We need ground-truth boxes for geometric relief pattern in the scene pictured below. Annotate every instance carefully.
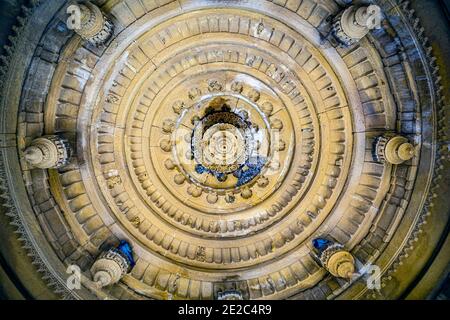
[0,0,444,300]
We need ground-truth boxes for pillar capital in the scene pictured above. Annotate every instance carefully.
[373,135,415,164]
[90,240,135,288]
[24,135,71,169]
[313,238,356,279]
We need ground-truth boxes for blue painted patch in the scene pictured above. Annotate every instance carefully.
[193,157,266,185]
[235,157,266,187]
[195,164,207,174]
[116,240,135,268]
[195,164,227,182]
[216,172,227,182]
[312,238,332,252]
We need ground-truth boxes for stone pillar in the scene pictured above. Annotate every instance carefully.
[373,135,415,164]
[90,240,135,288]
[312,238,356,279]
[23,135,71,169]
[68,1,114,46]
[332,5,382,46]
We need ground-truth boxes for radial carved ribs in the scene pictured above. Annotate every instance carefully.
[3,0,439,300]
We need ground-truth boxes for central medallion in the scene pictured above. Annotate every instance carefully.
[143,71,297,214]
[192,99,261,183]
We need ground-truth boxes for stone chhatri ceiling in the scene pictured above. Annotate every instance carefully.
[0,0,446,300]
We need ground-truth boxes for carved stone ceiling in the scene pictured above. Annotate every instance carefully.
[0,0,446,300]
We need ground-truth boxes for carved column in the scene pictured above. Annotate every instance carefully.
[90,240,135,288]
[373,135,415,164]
[23,135,71,169]
[312,238,356,279]
[69,1,114,46]
[332,5,382,46]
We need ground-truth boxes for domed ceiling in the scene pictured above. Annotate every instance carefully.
[0,0,448,300]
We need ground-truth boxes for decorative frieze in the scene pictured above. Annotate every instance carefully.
[67,1,113,46]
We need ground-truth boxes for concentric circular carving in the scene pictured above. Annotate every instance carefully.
[1,0,445,301]
[85,11,356,263]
